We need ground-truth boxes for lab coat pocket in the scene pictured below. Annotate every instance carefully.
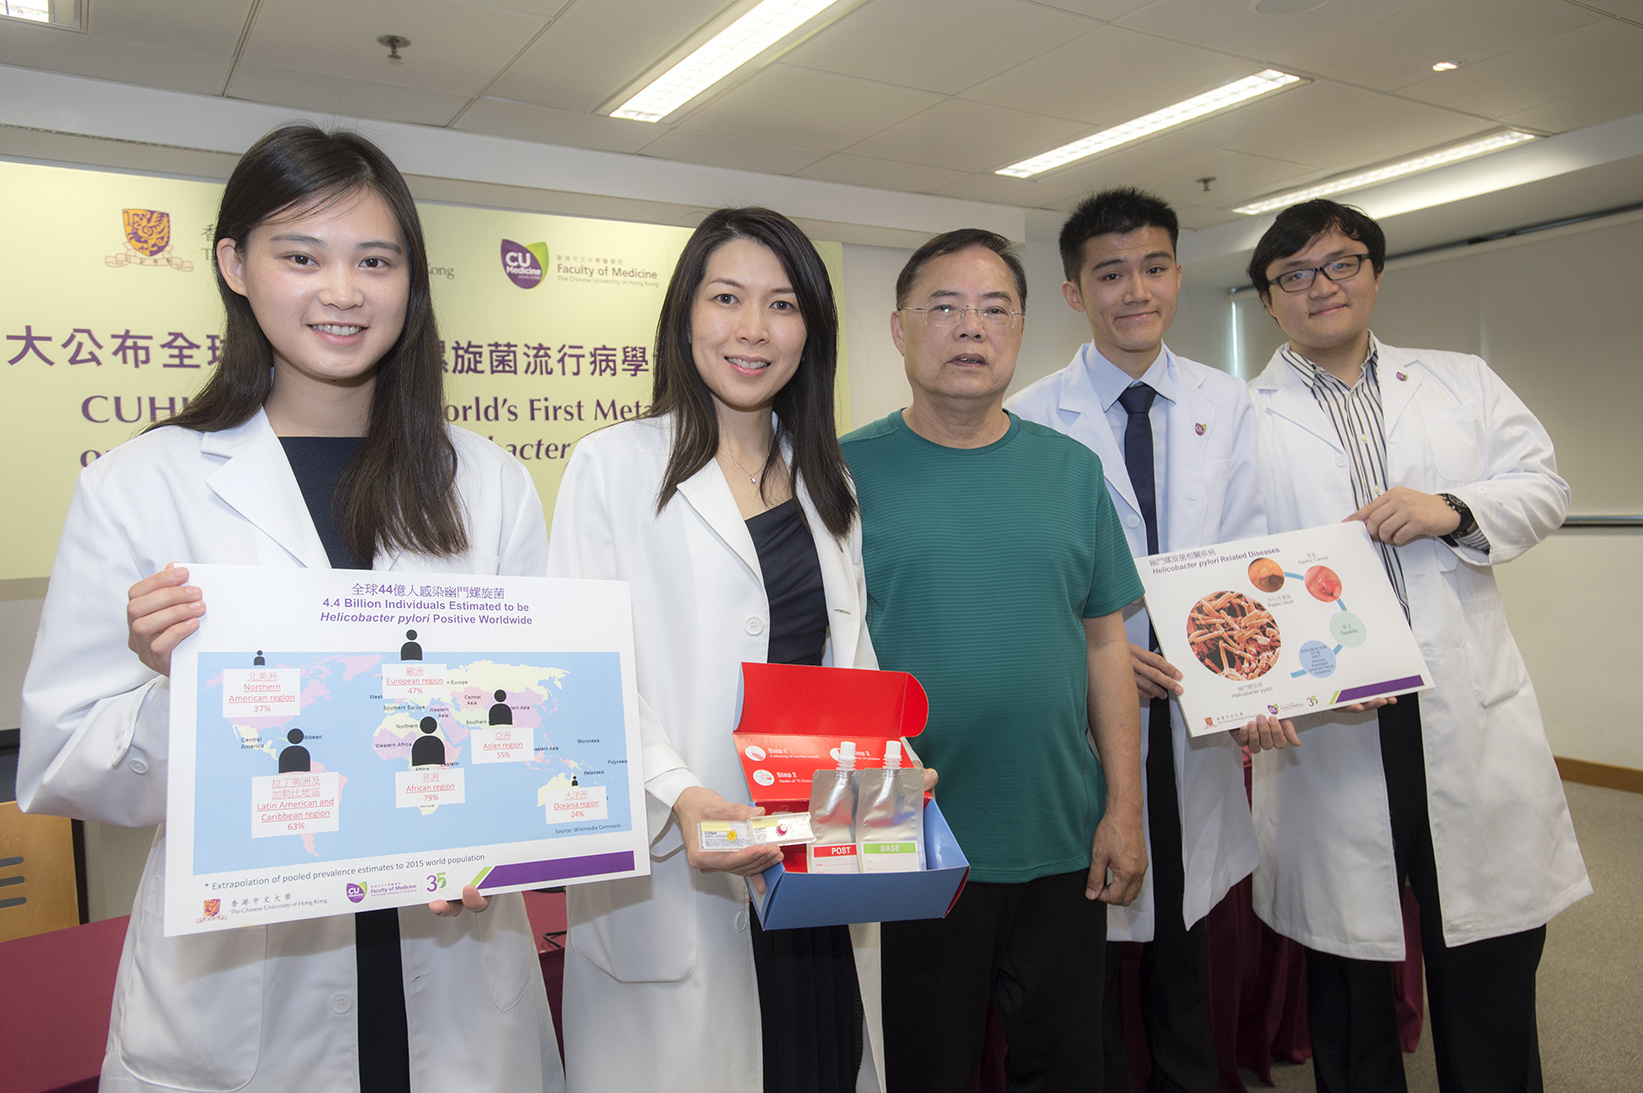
[477,897,536,1011]
[1202,456,1231,494]
[568,862,698,983]
[1460,601,1529,707]
[120,874,267,1091]
[1420,409,1485,483]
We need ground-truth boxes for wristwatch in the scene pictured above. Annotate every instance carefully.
[1438,492,1476,543]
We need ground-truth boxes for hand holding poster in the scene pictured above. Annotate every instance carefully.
[165,565,646,937]
[1138,522,1431,736]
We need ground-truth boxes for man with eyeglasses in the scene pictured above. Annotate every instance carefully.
[1245,199,1589,1093]
[841,228,1148,1091]
[1007,187,1282,1093]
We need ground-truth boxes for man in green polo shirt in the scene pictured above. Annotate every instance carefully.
[841,228,1147,1092]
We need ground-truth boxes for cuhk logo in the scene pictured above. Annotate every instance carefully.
[346,881,367,904]
[202,899,221,919]
[500,239,548,289]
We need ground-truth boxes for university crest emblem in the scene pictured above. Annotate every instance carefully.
[107,208,193,271]
[200,898,222,921]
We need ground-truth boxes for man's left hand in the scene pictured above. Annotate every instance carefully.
[1348,487,1461,546]
[1086,813,1146,906]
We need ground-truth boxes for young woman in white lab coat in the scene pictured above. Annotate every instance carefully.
[547,208,887,1092]
[18,126,560,1093]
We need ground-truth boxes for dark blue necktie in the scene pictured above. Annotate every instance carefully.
[1118,384,1159,555]
[1119,383,1180,878]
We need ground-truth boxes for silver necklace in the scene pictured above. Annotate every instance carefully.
[721,447,761,485]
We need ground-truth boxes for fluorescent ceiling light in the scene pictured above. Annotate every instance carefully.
[2,0,50,22]
[995,69,1302,179]
[1,0,79,28]
[1232,130,1539,214]
[611,0,842,123]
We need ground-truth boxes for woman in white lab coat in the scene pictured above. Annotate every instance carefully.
[18,126,559,1093]
[547,208,885,1092]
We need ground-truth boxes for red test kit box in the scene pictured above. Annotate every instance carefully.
[733,662,969,930]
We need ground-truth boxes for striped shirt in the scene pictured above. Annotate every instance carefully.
[1282,340,1492,619]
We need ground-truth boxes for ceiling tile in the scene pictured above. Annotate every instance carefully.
[1029,0,1155,18]
[1396,19,1643,119]
[847,98,1091,173]
[1042,146,1318,212]
[462,0,570,14]
[793,152,967,192]
[226,63,470,127]
[88,0,254,56]
[679,64,943,151]
[488,0,730,112]
[452,97,660,154]
[1116,0,1424,57]
[1279,0,1605,92]
[959,25,1260,127]
[240,0,548,97]
[1503,74,1643,133]
[1171,205,1238,231]
[0,21,231,95]
[636,129,828,175]
[1214,82,1482,172]
[782,0,1099,95]
[927,171,1089,209]
[1572,0,1643,14]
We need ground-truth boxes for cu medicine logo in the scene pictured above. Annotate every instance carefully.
[500,239,548,289]
[346,881,368,904]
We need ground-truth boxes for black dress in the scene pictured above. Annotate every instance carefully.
[281,437,412,1093]
[744,498,865,1093]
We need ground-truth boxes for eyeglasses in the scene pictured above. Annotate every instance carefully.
[1272,254,1372,293]
[900,303,1023,330]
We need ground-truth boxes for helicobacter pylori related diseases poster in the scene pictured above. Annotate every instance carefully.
[1137,522,1432,736]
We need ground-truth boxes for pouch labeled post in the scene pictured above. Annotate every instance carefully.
[807,740,860,874]
[855,739,925,873]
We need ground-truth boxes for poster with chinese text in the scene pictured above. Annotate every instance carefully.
[164,564,644,937]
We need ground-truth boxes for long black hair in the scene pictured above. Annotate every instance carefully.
[157,124,466,562]
[646,207,856,539]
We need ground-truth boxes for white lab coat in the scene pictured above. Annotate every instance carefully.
[1008,344,1264,940]
[545,416,885,1093]
[18,410,562,1093]
[1247,341,1591,959]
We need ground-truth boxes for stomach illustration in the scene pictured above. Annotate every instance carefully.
[1187,591,1282,681]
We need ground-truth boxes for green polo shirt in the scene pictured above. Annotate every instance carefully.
[842,411,1143,883]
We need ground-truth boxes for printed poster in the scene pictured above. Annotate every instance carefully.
[165,564,645,937]
[1138,523,1432,736]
